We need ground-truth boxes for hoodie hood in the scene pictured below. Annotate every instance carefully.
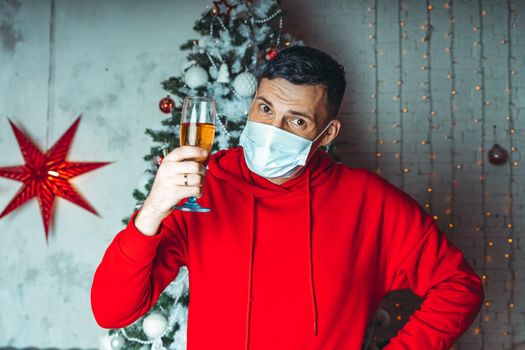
[208,146,335,348]
[208,146,336,197]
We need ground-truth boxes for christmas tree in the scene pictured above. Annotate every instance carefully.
[104,1,304,349]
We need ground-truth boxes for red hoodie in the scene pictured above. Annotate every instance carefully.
[91,147,483,349]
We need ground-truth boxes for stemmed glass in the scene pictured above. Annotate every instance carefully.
[171,95,216,212]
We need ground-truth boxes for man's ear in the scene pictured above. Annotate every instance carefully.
[319,118,341,147]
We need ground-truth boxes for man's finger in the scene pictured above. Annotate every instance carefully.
[164,146,208,162]
[164,160,207,176]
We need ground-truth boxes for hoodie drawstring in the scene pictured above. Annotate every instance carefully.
[306,168,319,336]
[245,195,256,350]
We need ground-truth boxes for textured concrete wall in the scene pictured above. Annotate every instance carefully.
[0,0,523,349]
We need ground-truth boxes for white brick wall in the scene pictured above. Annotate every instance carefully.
[281,0,525,348]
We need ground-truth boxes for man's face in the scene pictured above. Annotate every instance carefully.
[247,77,340,145]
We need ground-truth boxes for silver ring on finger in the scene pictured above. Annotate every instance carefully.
[184,174,188,186]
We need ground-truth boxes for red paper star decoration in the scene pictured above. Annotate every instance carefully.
[0,115,112,242]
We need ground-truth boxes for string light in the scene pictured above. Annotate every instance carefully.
[398,0,407,183]
[504,0,517,345]
[372,0,379,175]
[476,0,488,346]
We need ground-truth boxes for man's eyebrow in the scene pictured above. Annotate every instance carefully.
[256,96,314,120]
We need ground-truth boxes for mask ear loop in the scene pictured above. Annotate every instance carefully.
[312,120,334,143]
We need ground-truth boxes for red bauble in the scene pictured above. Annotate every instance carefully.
[159,95,175,114]
[488,143,509,165]
[265,47,279,60]
[0,116,112,242]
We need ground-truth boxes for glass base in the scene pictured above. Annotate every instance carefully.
[171,197,210,213]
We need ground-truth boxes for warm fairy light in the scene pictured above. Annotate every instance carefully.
[427,187,433,192]
[395,302,400,308]
[509,303,515,308]
[488,241,494,246]
[456,164,462,169]
[485,301,491,307]
[448,223,454,228]
[376,152,382,157]
[421,95,428,100]
[475,85,481,90]
[504,253,511,259]
[396,315,402,321]
[397,80,403,85]
[486,255,492,262]
[427,5,433,10]
[433,215,439,220]
[403,168,409,173]
[510,128,515,134]
[394,153,400,159]
[508,238,513,244]
[512,161,519,167]
[507,223,513,228]
[484,315,490,322]
[424,203,430,208]
[431,111,437,116]
[474,327,481,334]
[451,90,457,95]
[401,107,408,113]
[482,274,487,280]
[368,34,375,39]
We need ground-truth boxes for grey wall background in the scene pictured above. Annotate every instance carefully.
[0,0,523,349]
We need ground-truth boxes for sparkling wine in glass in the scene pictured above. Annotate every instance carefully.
[171,95,216,212]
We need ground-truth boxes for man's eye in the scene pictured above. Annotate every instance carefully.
[291,118,306,127]
[259,104,271,113]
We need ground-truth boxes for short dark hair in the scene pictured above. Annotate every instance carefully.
[258,45,346,118]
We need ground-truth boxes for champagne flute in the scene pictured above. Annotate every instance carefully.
[171,95,216,212]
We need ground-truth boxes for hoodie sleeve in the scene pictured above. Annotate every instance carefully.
[376,175,484,349]
[90,209,187,328]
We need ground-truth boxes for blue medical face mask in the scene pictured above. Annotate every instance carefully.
[239,120,333,179]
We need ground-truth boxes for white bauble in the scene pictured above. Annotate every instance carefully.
[179,58,197,75]
[143,312,168,339]
[217,63,230,83]
[110,334,126,350]
[233,71,257,97]
[184,65,208,89]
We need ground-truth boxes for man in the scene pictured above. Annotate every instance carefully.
[91,46,484,349]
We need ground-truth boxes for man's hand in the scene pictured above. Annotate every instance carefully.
[134,146,208,236]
